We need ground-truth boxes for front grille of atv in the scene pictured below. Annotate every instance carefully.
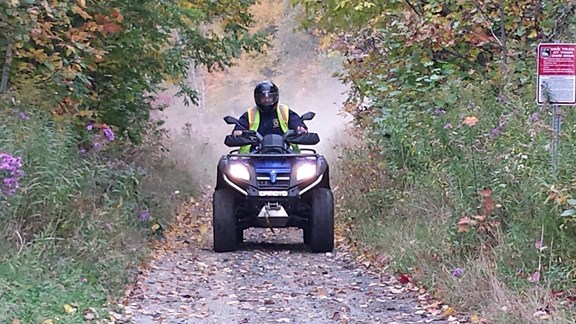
[256,174,290,188]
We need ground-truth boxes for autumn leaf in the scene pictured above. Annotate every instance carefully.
[111,9,124,23]
[102,23,122,35]
[64,303,76,314]
[398,273,411,284]
[463,116,479,127]
[442,306,456,317]
[479,187,495,216]
[71,5,92,20]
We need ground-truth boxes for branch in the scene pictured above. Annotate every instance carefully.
[404,0,422,16]
[499,0,508,66]
[1,41,13,93]
[471,0,503,47]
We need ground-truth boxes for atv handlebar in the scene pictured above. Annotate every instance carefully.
[222,111,320,152]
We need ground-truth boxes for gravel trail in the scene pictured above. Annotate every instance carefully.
[118,195,460,324]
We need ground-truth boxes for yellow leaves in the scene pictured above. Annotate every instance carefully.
[76,109,95,118]
[21,48,49,63]
[78,0,86,8]
[353,2,375,11]
[64,303,77,314]
[71,4,93,20]
[442,306,456,317]
[470,313,481,323]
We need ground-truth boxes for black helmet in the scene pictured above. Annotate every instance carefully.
[254,80,279,113]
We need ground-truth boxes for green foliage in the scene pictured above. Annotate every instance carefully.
[1,0,267,142]
[295,0,576,319]
[0,81,198,322]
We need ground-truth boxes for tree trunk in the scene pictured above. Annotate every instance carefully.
[0,41,13,93]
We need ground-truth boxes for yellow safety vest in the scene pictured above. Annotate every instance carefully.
[239,104,300,153]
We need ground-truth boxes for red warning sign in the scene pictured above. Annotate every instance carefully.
[536,43,576,105]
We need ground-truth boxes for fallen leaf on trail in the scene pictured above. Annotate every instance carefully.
[398,273,411,284]
[470,313,481,323]
[331,311,341,320]
[425,301,443,310]
[199,223,209,236]
[442,306,456,317]
[64,304,76,314]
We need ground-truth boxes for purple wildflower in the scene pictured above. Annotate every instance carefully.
[489,126,501,140]
[93,142,102,151]
[103,127,115,141]
[444,123,452,129]
[86,123,94,131]
[451,268,464,278]
[139,209,150,222]
[434,109,446,116]
[0,153,24,197]
[18,111,28,120]
[529,112,539,122]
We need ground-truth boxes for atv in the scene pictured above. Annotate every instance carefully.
[212,111,334,253]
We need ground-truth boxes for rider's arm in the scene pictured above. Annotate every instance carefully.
[288,110,308,131]
[233,112,250,133]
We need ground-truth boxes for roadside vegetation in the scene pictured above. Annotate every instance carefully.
[0,1,266,322]
[292,0,576,322]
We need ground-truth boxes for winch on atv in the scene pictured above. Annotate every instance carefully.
[212,112,334,253]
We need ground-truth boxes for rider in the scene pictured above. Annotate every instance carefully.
[234,80,308,153]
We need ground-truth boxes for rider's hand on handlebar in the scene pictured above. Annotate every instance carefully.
[297,126,307,134]
[233,130,243,136]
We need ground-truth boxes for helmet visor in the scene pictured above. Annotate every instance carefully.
[255,90,278,107]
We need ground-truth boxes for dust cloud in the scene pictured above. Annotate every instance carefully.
[152,1,351,187]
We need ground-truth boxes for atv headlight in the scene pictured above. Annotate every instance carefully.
[296,163,316,181]
[228,163,250,181]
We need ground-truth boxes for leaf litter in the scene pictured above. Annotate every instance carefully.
[113,189,475,323]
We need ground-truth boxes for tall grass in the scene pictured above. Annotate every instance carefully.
[337,78,576,323]
[0,87,198,323]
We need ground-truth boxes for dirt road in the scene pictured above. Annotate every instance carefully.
[118,192,457,324]
[120,2,463,323]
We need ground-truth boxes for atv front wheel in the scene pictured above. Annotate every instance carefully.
[303,228,311,245]
[308,188,334,253]
[213,189,237,252]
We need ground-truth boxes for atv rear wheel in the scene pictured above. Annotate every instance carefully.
[237,228,244,243]
[308,188,334,253]
[213,189,237,252]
